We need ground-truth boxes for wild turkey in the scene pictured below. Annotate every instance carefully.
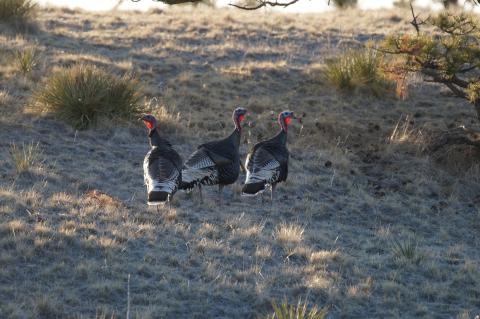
[180,107,247,203]
[141,114,182,206]
[242,111,294,200]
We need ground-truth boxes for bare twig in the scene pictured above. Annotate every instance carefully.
[131,0,203,4]
[409,1,427,35]
[229,0,300,10]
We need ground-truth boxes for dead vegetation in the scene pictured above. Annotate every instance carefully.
[0,5,479,319]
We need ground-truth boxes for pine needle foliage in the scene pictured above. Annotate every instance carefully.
[381,11,480,120]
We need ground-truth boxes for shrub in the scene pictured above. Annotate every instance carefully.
[331,0,357,8]
[14,47,37,75]
[0,0,36,28]
[323,49,393,97]
[9,142,41,173]
[266,299,328,319]
[36,65,143,130]
[391,237,423,265]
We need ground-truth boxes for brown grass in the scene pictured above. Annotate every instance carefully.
[0,5,479,319]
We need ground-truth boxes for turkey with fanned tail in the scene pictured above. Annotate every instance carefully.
[180,107,247,204]
[141,114,183,207]
[242,111,294,201]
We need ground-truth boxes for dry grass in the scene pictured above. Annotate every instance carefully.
[274,222,304,249]
[8,142,41,173]
[0,5,479,319]
[322,48,394,97]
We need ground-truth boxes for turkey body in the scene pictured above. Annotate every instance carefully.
[180,129,241,190]
[143,129,183,205]
[242,130,289,196]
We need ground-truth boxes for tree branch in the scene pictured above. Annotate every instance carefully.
[422,68,468,98]
[131,0,203,5]
[228,0,300,10]
[409,2,427,35]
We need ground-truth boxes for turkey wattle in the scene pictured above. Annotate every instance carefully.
[242,111,294,200]
[141,114,183,206]
[180,107,247,203]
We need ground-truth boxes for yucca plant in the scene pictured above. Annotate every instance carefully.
[36,65,143,130]
[391,237,422,265]
[323,49,393,97]
[266,299,328,319]
[14,47,37,75]
[9,142,41,173]
[0,0,36,26]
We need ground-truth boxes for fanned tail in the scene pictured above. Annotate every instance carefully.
[242,181,266,196]
[147,191,170,205]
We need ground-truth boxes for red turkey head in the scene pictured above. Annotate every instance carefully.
[233,107,247,130]
[141,114,157,131]
[279,111,294,132]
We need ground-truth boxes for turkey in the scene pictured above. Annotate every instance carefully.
[242,111,294,201]
[141,114,183,207]
[180,107,247,203]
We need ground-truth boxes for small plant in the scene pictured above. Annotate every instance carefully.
[331,0,357,8]
[0,90,11,106]
[0,0,36,27]
[36,65,143,130]
[323,49,393,97]
[266,299,328,319]
[14,47,37,75]
[391,237,422,264]
[273,223,304,248]
[9,142,41,173]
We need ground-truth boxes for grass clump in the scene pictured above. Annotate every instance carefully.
[331,0,357,8]
[266,299,328,319]
[391,237,423,265]
[0,0,36,27]
[274,223,304,248]
[36,65,143,130]
[9,142,41,173]
[323,49,392,97]
[14,47,37,76]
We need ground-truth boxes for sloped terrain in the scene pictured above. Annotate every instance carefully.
[0,6,479,318]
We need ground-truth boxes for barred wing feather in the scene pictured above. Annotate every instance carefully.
[181,148,220,188]
[245,147,281,186]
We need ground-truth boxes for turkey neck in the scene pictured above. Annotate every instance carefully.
[148,128,164,147]
[274,127,288,145]
[228,128,241,150]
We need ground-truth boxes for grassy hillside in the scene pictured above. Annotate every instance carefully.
[0,5,479,318]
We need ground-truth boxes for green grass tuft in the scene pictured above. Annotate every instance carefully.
[323,49,393,97]
[36,65,143,130]
[9,142,41,173]
[391,237,423,265]
[14,47,37,76]
[266,299,328,319]
[0,0,36,28]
